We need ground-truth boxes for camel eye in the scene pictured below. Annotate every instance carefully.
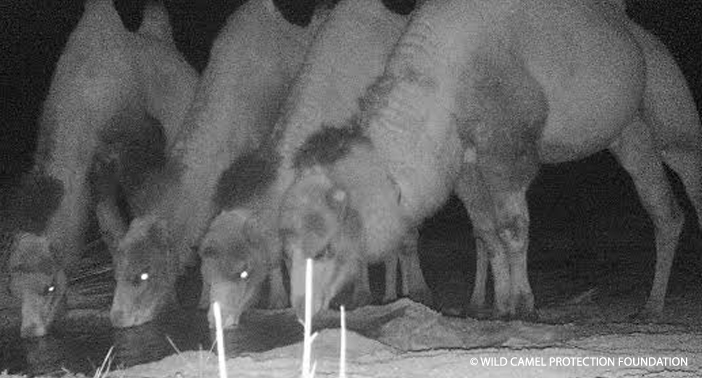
[132,271,150,286]
[239,270,249,280]
[43,285,55,296]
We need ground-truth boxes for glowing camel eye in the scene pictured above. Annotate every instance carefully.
[239,271,249,280]
[131,272,150,286]
[44,285,55,295]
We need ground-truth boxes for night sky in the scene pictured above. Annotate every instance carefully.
[1,0,701,228]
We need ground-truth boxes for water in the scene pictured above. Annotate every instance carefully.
[0,307,305,376]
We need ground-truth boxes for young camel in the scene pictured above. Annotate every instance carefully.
[107,0,329,329]
[199,0,433,329]
[8,0,197,337]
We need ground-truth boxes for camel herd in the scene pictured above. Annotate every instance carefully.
[4,0,700,340]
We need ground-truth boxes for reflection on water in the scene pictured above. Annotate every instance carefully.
[112,309,211,368]
[0,307,307,376]
[22,337,72,376]
[0,316,114,376]
[222,310,304,356]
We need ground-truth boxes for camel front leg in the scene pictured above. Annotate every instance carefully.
[455,162,512,318]
[472,150,538,319]
[267,263,289,309]
[469,236,489,313]
[382,254,398,303]
[490,188,534,319]
[351,260,373,308]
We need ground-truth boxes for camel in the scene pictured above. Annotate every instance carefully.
[279,0,702,321]
[198,0,432,329]
[108,0,329,328]
[8,0,198,337]
[465,0,702,318]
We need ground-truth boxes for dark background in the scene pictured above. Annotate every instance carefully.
[1,0,700,183]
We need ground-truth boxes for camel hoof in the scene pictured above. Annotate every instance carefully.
[629,308,661,323]
[440,304,464,318]
[408,289,434,308]
[490,309,514,321]
[516,308,540,323]
[463,305,491,320]
[381,293,397,304]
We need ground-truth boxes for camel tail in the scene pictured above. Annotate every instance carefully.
[138,1,174,46]
[79,0,126,38]
[610,0,626,12]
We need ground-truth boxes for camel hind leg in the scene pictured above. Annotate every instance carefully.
[644,78,702,236]
[610,117,684,318]
[626,12,702,234]
[397,228,433,306]
[659,148,702,233]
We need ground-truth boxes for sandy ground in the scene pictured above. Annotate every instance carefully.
[112,298,702,378]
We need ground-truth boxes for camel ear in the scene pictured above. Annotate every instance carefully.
[146,217,169,247]
[243,216,265,249]
[310,164,327,177]
[387,173,402,205]
[325,187,348,216]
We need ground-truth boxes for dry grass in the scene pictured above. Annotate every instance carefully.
[94,346,114,378]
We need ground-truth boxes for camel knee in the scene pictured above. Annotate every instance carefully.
[496,214,529,252]
[652,200,684,243]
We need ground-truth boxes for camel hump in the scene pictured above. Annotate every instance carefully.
[608,0,626,11]
[138,1,174,45]
[80,0,125,36]
[83,0,119,16]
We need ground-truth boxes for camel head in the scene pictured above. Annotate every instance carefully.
[198,209,273,329]
[9,233,67,338]
[110,215,176,328]
[279,165,364,321]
